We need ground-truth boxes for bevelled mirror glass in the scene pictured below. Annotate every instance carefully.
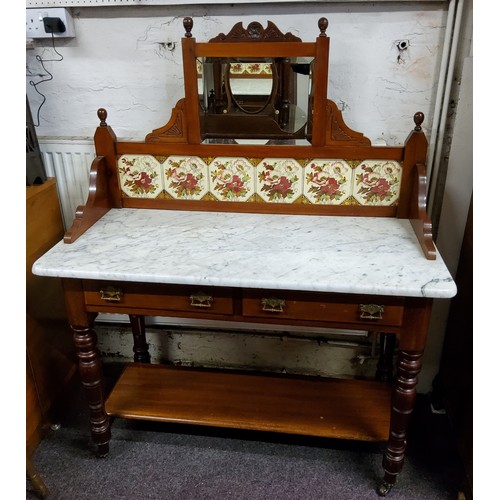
[198,56,315,144]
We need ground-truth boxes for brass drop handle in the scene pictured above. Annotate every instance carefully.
[190,292,213,308]
[100,286,123,302]
[359,304,384,320]
[261,297,286,313]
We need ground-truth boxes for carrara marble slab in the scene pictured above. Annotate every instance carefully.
[32,208,456,299]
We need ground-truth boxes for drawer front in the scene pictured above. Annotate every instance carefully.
[83,281,234,315]
[242,290,404,327]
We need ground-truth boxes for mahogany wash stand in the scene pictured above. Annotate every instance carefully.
[33,18,456,496]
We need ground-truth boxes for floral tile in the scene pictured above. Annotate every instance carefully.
[256,158,303,203]
[209,157,254,202]
[227,62,272,75]
[118,155,163,198]
[230,62,245,74]
[245,62,272,75]
[353,160,402,206]
[164,156,209,200]
[262,63,272,75]
[304,160,352,205]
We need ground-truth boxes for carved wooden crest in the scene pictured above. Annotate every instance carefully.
[210,21,302,43]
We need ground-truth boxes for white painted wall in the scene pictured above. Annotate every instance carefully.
[26,3,448,143]
[419,54,473,392]
[97,323,378,380]
[26,2,471,393]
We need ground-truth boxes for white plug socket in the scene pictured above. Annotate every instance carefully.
[26,7,75,39]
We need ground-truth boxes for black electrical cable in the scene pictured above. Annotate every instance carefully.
[28,33,64,127]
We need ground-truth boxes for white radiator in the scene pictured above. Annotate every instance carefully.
[39,139,96,230]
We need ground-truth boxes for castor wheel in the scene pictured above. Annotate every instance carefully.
[377,480,394,496]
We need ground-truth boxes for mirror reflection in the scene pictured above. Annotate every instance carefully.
[198,57,314,144]
[228,61,275,114]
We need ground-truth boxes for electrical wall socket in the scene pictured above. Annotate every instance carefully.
[26,7,75,39]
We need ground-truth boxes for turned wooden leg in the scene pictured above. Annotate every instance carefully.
[376,333,396,382]
[129,314,151,363]
[26,458,49,498]
[378,349,423,496]
[72,323,111,457]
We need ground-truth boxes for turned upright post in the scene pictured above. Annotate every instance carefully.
[62,279,111,457]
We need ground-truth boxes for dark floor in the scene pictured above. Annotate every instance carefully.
[27,362,466,500]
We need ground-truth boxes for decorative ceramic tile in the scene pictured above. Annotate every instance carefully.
[262,63,272,75]
[230,62,245,74]
[228,63,272,76]
[118,155,163,198]
[353,160,402,206]
[209,157,254,202]
[256,159,303,203]
[304,160,352,205]
[245,63,272,75]
[164,156,209,200]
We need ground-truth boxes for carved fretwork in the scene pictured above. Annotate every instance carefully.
[210,21,302,43]
[145,99,187,143]
[325,100,371,145]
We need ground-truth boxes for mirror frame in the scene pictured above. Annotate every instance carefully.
[181,17,330,146]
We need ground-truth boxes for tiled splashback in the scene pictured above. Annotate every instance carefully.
[196,61,272,77]
[118,155,402,206]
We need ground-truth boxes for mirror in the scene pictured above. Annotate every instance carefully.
[198,57,315,144]
[227,61,276,114]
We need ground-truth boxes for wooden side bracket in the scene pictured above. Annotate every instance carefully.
[64,156,113,244]
[145,99,188,143]
[409,163,436,260]
[325,100,371,146]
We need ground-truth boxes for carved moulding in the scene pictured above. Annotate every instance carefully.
[325,100,371,146]
[146,97,371,146]
[145,99,187,143]
[210,21,302,43]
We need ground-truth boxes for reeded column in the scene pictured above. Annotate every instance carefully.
[377,350,423,496]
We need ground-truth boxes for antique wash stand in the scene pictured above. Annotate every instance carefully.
[33,18,456,495]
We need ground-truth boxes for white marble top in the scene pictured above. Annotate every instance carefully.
[32,208,456,299]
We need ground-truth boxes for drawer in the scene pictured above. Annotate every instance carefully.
[83,281,234,316]
[242,290,404,327]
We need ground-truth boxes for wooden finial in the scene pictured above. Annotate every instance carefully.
[97,108,107,127]
[413,111,424,131]
[318,18,328,37]
[183,17,193,38]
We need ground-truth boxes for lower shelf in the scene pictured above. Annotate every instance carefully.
[105,363,392,442]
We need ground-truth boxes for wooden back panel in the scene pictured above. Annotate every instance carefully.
[94,107,425,219]
[64,18,434,259]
